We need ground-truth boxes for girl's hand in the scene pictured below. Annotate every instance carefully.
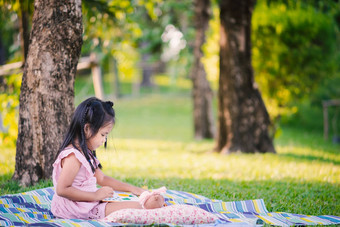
[131,187,147,196]
[95,186,114,200]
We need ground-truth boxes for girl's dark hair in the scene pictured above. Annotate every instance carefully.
[56,97,115,172]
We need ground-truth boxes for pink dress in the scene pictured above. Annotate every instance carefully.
[51,147,107,219]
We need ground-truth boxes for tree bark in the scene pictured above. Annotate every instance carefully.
[191,0,215,140]
[19,0,31,63]
[216,0,275,153]
[13,0,83,186]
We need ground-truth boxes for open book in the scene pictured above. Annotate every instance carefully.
[102,191,139,202]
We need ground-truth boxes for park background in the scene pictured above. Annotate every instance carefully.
[0,0,339,217]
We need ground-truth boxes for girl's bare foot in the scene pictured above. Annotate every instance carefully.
[143,194,165,209]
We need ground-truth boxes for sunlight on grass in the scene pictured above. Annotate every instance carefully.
[97,138,339,184]
[0,147,15,181]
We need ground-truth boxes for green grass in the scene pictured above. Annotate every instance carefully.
[1,92,339,217]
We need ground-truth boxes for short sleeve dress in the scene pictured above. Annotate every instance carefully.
[51,147,108,219]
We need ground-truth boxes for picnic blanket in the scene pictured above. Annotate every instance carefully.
[0,187,339,226]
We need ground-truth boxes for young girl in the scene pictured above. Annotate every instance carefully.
[51,97,165,220]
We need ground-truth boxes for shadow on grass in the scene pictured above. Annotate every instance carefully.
[0,173,52,196]
[277,152,340,165]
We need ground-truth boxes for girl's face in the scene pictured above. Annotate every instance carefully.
[86,123,113,151]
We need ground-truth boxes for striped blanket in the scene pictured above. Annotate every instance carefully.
[0,187,339,226]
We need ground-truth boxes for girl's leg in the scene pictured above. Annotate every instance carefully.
[105,201,142,216]
[104,194,165,216]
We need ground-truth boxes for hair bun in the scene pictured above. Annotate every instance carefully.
[106,101,114,107]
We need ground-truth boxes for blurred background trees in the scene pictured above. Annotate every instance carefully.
[1,0,339,148]
[252,0,340,128]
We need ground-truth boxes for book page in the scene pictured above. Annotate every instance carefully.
[102,191,139,202]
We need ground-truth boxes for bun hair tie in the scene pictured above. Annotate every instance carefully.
[139,186,167,209]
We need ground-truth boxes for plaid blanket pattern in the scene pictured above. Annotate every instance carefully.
[0,187,339,226]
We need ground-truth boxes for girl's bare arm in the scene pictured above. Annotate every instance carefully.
[95,168,146,196]
[56,154,113,201]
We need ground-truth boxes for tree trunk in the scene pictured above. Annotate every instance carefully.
[13,0,83,186]
[0,36,5,65]
[191,0,215,140]
[19,0,31,63]
[216,0,275,153]
[140,42,154,88]
[112,57,121,98]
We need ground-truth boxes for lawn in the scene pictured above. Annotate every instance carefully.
[1,92,339,217]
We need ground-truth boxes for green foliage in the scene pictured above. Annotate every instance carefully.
[82,0,143,55]
[281,100,340,141]
[81,0,196,88]
[0,74,21,147]
[0,0,34,62]
[81,0,175,84]
[252,1,339,118]
[0,3,19,62]
[312,72,340,105]
[134,0,195,80]
[81,0,143,82]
